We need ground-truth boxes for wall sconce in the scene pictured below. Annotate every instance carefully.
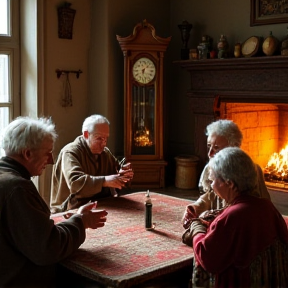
[57,2,76,39]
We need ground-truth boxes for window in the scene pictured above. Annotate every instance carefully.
[0,0,20,138]
[0,0,9,35]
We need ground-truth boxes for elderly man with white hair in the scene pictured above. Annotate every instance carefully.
[50,114,134,213]
[0,116,107,288]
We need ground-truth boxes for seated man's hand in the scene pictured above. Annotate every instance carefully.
[77,202,108,229]
[120,162,131,170]
[119,163,134,180]
[103,173,133,189]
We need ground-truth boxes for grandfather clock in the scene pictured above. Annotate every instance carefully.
[117,20,171,188]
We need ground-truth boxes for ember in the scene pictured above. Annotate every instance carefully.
[264,145,288,185]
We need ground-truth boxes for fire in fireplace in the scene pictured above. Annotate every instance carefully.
[219,102,288,190]
[263,145,288,189]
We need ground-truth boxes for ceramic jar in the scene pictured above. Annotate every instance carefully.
[234,43,241,58]
[217,35,229,58]
[262,31,279,56]
[197,35,212,59]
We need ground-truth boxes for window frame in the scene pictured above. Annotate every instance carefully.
[0,0,20,123]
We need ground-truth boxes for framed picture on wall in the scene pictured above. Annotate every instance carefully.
[250,0,288,26]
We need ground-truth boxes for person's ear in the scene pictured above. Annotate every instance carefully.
[226,180,236,190]
[22,149,31,161]
[83,130,89,139]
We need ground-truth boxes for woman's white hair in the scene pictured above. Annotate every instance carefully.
[82,114,110,133]
[206,119,243,147]
[209,147,257,194]
[1,116,57,155]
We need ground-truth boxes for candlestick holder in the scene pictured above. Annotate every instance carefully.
[178,20,193,60]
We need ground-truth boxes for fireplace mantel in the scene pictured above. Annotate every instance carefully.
[175,55,288,106]
[174,56,288,165]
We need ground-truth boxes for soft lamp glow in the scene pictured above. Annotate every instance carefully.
[134,127,153,147]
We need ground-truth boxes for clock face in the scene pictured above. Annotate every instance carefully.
[132,57,156,84]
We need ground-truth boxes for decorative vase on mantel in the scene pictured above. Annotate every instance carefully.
[217,34,229,59]
[262,31,279,56]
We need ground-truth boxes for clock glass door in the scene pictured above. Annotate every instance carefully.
[132,85,155,155]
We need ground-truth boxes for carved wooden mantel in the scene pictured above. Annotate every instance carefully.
[174,56,288,165]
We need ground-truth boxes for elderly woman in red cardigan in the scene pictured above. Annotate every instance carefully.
[190,147,288,288]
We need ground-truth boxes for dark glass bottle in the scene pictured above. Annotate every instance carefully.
[145,190,153,230]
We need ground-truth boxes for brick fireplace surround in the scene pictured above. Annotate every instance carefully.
[176,56,288,214]
[175,55,288,168]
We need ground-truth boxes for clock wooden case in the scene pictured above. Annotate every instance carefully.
[117,20,171,188]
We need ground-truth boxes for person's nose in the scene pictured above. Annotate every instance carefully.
[208,147,215,159]
[47,153,54,165]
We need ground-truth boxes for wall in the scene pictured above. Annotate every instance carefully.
[44,0,91,156]
[23,0,92,204]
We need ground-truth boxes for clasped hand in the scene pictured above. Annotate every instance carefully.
[103,162,134,189]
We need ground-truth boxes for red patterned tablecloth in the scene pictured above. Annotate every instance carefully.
[56,192,194,288]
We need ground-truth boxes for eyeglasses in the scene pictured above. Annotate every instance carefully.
[90,133,108,143]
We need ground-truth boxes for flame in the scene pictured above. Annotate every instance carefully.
[264,144,288,181]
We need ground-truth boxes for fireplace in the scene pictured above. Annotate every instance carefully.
[220,102,288,189]
[175,56,288,205]
[219,102,288,168]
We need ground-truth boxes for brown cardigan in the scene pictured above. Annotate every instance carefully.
[50,136,119,213]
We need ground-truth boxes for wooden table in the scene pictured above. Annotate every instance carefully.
[55,192,194,288]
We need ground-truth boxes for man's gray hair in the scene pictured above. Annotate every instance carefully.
[82,114,110,133]
[209,147,257,194]
[1,116,57,155]
[206,119,243,147]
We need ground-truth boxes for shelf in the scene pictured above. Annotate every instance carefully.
[174,55,288,71]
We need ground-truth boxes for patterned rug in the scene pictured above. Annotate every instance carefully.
[59,192,194,288]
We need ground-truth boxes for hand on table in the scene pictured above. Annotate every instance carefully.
[77,201,108,229]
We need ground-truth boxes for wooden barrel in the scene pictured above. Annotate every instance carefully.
[175,155,199,189]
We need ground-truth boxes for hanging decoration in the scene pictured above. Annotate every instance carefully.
[57,2,76,39]
[55,69,82,107]
[62,72,72,107]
